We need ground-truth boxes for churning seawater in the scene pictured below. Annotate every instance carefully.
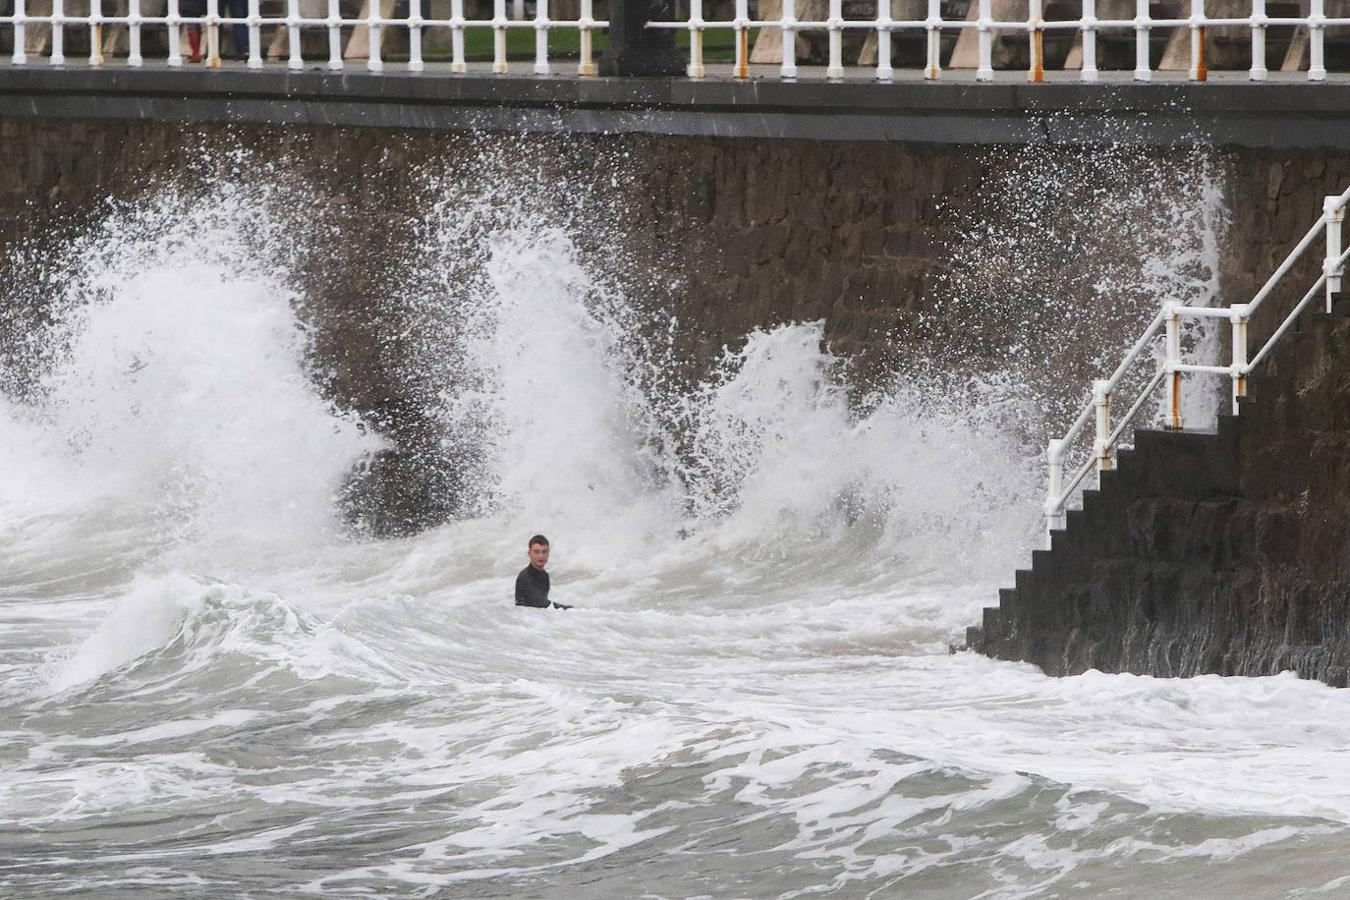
[4,169,1350,900]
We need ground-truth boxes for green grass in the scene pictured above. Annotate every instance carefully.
[422,24,755,63]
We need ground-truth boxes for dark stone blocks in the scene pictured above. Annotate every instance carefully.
[984,311,1350,687]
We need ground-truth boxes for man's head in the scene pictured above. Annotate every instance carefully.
[528,534,550,570]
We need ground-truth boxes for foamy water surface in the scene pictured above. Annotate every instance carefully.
[3,177,1350,899]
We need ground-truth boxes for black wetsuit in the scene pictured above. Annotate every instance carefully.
[515,565,551,608]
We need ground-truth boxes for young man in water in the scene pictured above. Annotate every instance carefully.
[514,534,571,609]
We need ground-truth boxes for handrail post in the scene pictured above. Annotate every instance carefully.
[688,0,705,77]
[1165,304,1183,430]
[1133,0,1150,80]
[207,0,220,68]
[826,0,842,79]
[368,0,385,72]
[1093,379,1113,472]
[976,0,992,82]
[1230,303,1249,414]
[452,0,467,73]
[782,0,798,78]
[1080,0,1097,81]
[1249,0,1266,80]
[875,0,893,80]
[13,0,26,65]
[1028,0,1043,82]
[1045,438,1067,538]
[325,0,341,70]
[129,0,143,66]
[246,0,260,68]
[733,0,749,78]
[924,0,941,80]
[50,0,65,66]
[577,0,595,75]
[1310,0,1326,81]
[533,0,549,75]
[286,0,301,68]
[167,0,181,66]
[1325,194,1344,311]
[408,0,425,72]
[89,0,103,67]
[1188,0,1206,81]
[492,0,505,73]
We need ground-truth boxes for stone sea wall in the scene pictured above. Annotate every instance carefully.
[3,116,1350,549]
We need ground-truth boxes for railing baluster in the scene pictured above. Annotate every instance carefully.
[167,0,182,66]
[492,0,507,74]
[368,0,384,72]
[782,0,797,79]
[1324,194,1344,310]
[827,0,843,79]
[1310,0,1326,80]
[326,0,341,70]
[89,0,103,66]
[924,0,940,79]
[247,0,260,68]
[129,0,143,65]
[689,0,705,78]
[1028,0,1043,82]
[1045,438,1067,536]
[577,0,594,75]
[1230,304,1249,414]
[976,0,992,81]
[876,0,892,81]
[50,0,65,66]
[206,0,219,67]
[452,0,467,73]
[1081,0,1097,80]
[533,0,548,74]
[1165,305,1183,430]
[1093,380,1113,472]
[1250,0,1266,80]
[734,0,749,78]
[287,0,301,69]
[1189,0,1206,80]
[12,0,27,65]
[408,0,424,72]
[1133,0,1150,80]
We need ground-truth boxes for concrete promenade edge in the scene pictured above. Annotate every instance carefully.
[4,64,1350,145]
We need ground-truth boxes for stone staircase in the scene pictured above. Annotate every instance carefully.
[970,299,1350,686]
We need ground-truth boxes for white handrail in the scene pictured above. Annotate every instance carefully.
[1043,190,1350,540]
[9,1,1350,79]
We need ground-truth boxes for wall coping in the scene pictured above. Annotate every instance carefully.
[5,64,1350,145]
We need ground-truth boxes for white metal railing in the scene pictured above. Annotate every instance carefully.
[1043,186,1350,536]
[2,0,1350,79]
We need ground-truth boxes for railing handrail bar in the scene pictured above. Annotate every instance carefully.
[1055,454,1099,512]
[1247,216,1329,318]
[1101,307,1167,396]
[1105,367,1168,449]
[1246,250,1344,369]
[1045,187,1350,538]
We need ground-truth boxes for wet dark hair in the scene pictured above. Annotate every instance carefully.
[528,534,549,548]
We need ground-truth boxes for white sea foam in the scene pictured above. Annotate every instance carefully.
[3,159,1349,899]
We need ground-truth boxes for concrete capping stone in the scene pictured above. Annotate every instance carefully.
[4,65,1350,145]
